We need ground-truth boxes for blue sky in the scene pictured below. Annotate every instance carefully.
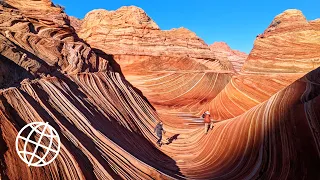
[52,0,319,53]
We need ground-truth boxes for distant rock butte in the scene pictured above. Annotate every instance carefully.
[243,9,320,73]
[210,42,248,73]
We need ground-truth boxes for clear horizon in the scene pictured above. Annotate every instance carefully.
[52,0,319,54]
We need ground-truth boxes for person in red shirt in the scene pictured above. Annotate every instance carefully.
[202,111,213,134]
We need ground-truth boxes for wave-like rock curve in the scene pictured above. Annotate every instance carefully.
[0,1,320,180]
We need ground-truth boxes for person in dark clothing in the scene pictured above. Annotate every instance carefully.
[154,121,166,147]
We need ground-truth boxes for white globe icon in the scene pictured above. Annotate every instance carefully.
[15,122,61,167]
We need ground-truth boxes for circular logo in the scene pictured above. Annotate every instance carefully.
[15,122,61,167]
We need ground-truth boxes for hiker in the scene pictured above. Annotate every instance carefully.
[154,121,166,147]
[202,111,213,134]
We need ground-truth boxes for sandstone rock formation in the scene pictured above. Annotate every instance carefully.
[78,6,233,72]
[0,1,173,179]
[0,1,320,180]
[77,6,236,113]
[175,67,320,179]
[0,0,108,81]
[210,42,248,73]
[243,9,320,73]
[208,9,320,120]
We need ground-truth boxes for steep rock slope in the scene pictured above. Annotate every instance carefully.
[0,1,178,179]
[69,16,82,32]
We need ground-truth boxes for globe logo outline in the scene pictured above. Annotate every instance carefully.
[15,122,61,167]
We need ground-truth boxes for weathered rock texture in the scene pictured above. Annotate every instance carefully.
[208,73,303,120]
[0,1,320,180]
[210,42,248,73]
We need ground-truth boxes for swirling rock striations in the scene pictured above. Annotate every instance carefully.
[1,68,320,179]
[172,67,320,179]
[1,71,183,180]
[208,9,320,120]
[0,2,174,179]
[126,71,232,114]
[77,6,238,113]
[0,1,320,180]
[208,73,304,120]
[209,42,248,73]
[0,0,108,81]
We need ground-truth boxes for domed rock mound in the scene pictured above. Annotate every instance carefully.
[78,6,233,72]
[208,9,320,120]
[243,9,320,73]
